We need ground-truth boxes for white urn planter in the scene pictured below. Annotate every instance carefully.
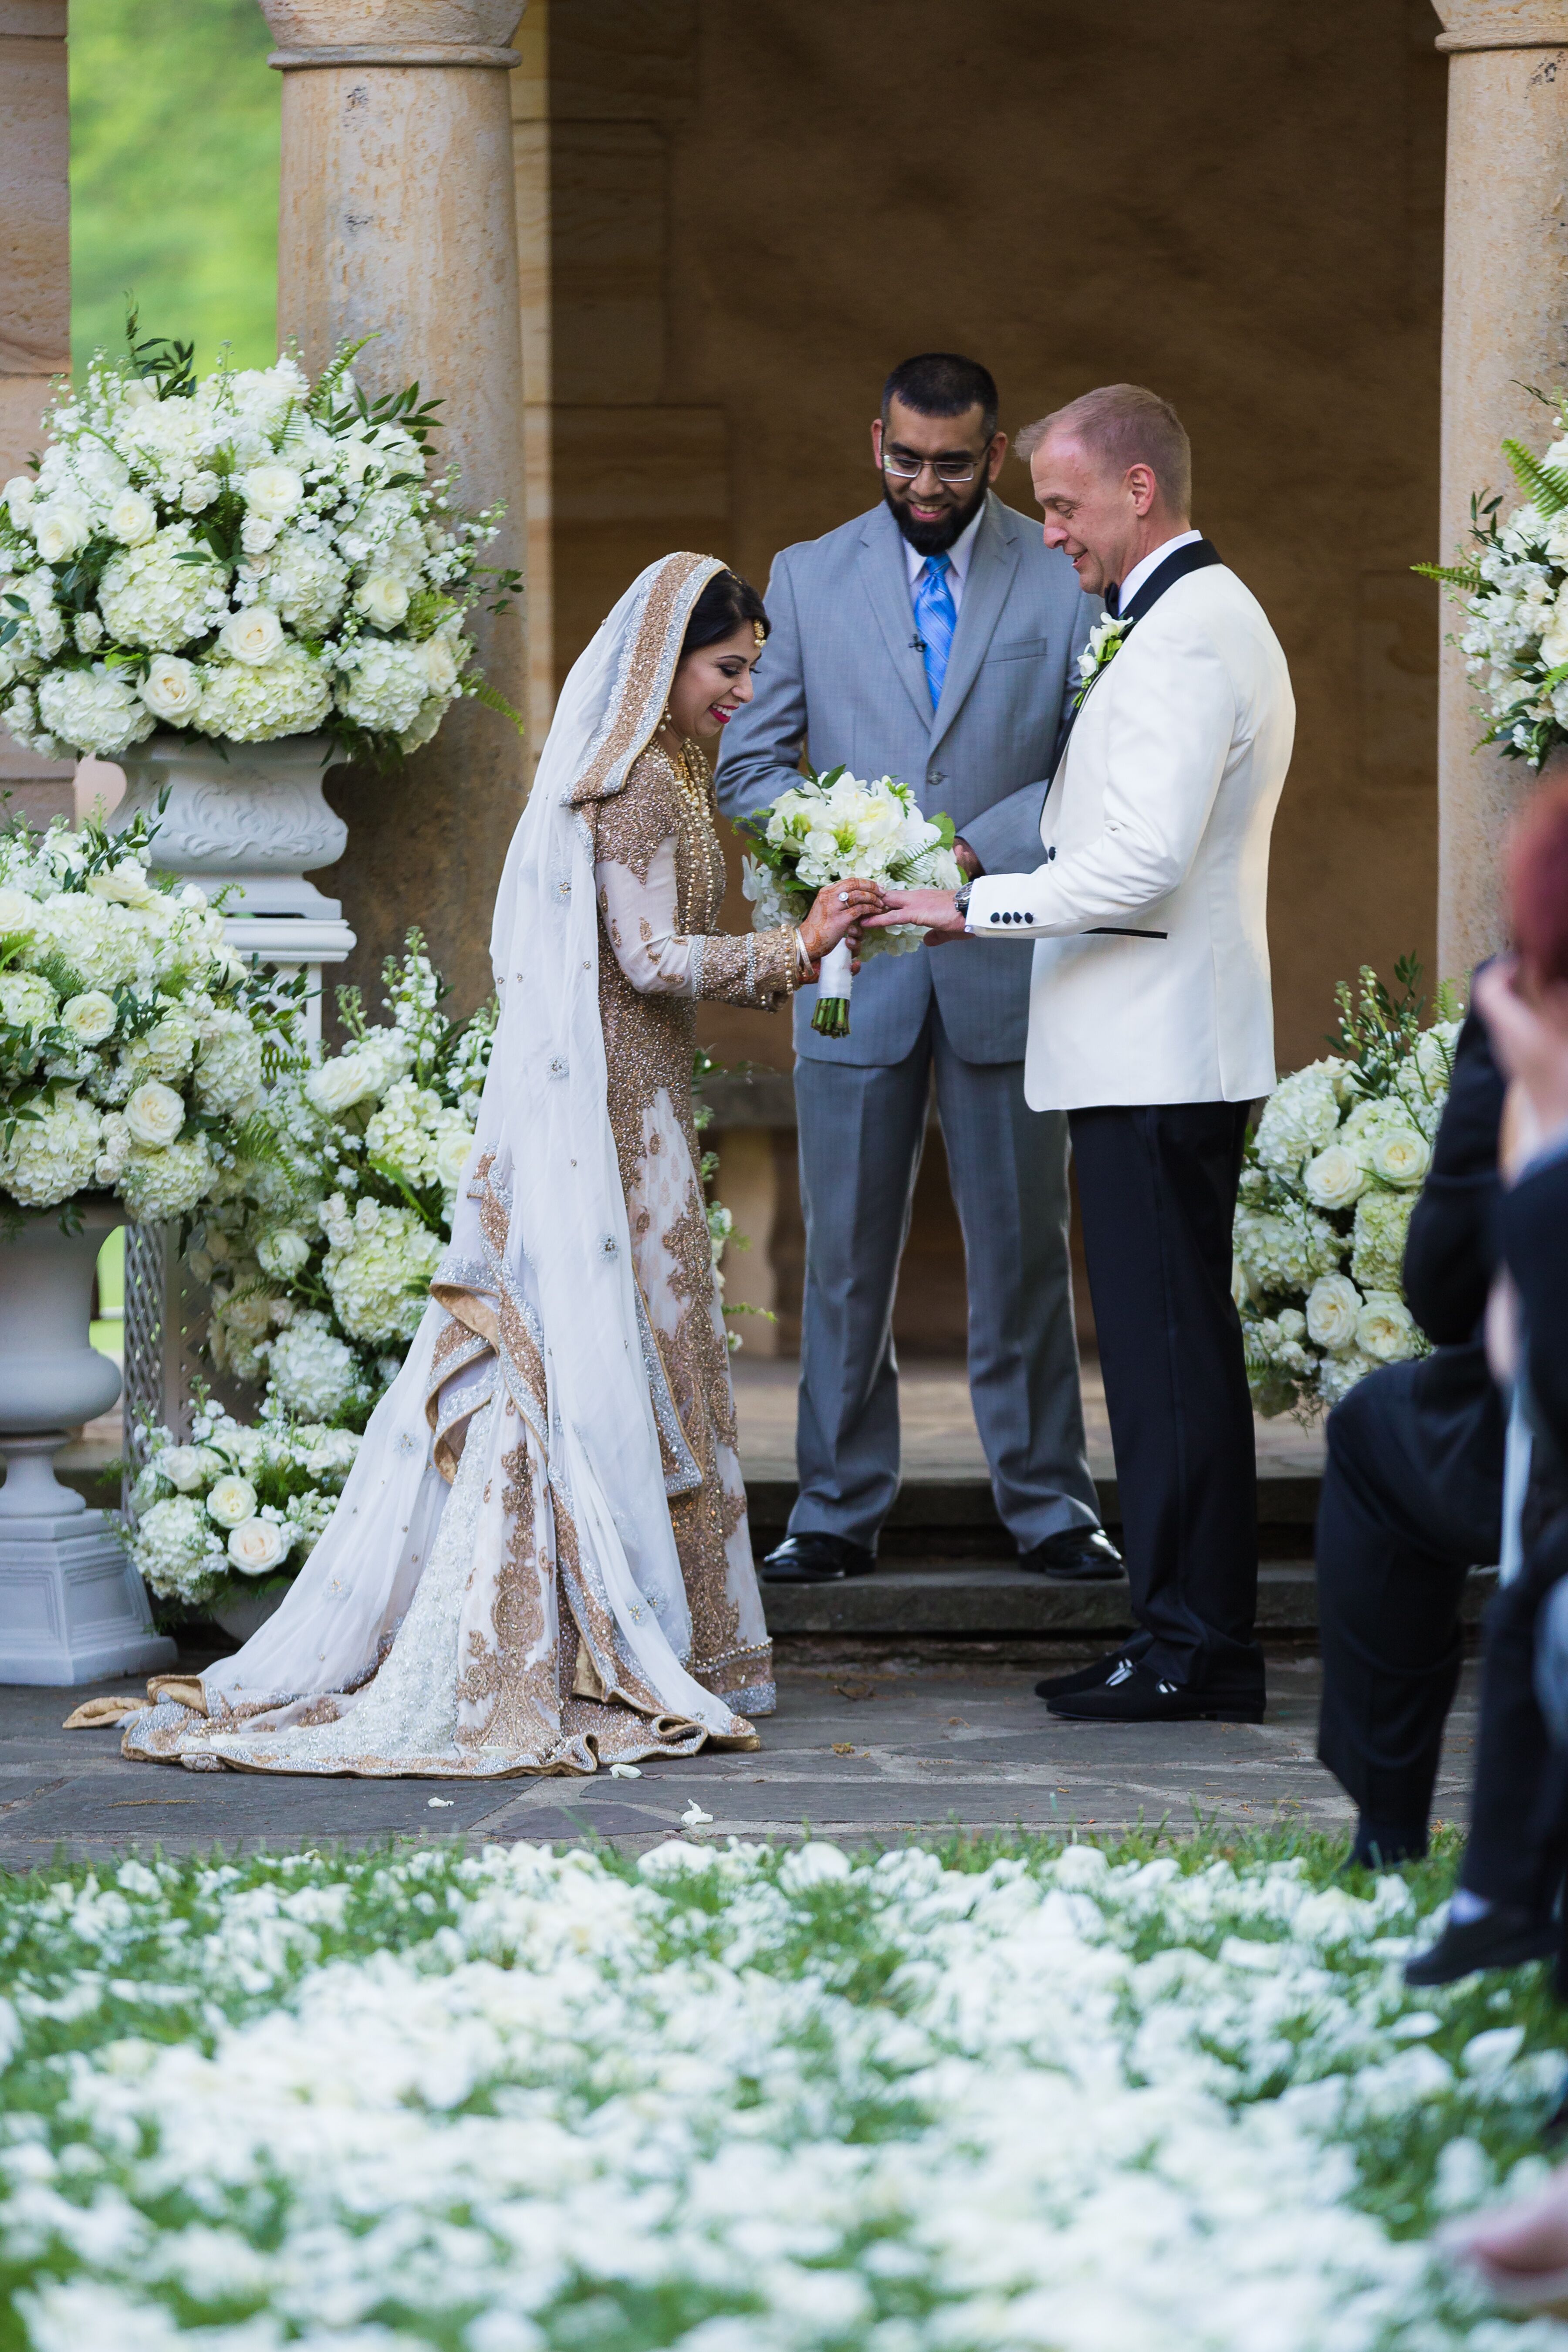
[212,1588,287,1646]
[0,1200,176,1685]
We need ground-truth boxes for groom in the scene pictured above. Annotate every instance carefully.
[716,353,1114,1585]
[875,383,1295,1722]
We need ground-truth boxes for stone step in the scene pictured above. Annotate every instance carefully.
[760,1558,1497,1640]
[744,1469,1322,1561]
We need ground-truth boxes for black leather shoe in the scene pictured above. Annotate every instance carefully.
[1018,1527,1124,1581]
[1048,1659,1265,1724]
[760,1533,875,1583]
[1034,1633,1152,1702]
[1344,1814,1427,1871]
[1403,1905,1558,1987]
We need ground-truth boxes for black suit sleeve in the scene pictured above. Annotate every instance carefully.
[1501,1151,1568,1456]
[1402,1002,1504,1346]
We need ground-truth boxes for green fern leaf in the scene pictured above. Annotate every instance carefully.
[471,679,527,739]
[1411,561,1482,592]
[1502,437,1568,517]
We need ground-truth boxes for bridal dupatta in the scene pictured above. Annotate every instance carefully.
[123,552,766,1775]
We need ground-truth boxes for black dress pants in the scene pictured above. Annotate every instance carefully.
[1069,1101,1261,1694]
[1315,1355,1502,1845]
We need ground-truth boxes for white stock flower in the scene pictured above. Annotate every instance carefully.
[307,1048,388,1115]
[218,604,286,667]
[32,499,92,564]
[92,1111,130,1188]
[124,1080,186,1148]
[239,463,304,521]
[1356,1290,1421,1363]
[139,653,202,725]
[59,991,117,1047]
[206,1474,259,1530]
[227,1516,291,1575]
[1301,1142,1365,1213]
[2,474,36,526]
[36,664,155,759]
[1304,1272,1362,1352]
[353,572,411,629]
[106,490,158,547]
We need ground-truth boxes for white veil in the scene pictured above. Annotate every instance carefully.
[195,551,743,1739]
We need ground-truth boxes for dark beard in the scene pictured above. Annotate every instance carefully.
[883,472,989,557]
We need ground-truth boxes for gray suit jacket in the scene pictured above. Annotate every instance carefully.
[716,492,1096,1065]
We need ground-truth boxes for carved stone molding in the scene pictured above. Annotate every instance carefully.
[1434,0,1568,50]
[112,733,349,919]
[256,1,524,54]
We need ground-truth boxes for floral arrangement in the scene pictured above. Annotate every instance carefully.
[1,1835,1559,2352]
[1233,960,1459,1417]
[0,316,520,767]
[1071,611,1132,707]
[127,1400,360,1608]
[0,807,291,1223]
[741,765,962,1036]
[193,933,492,1429]
[1419,392,1568,771]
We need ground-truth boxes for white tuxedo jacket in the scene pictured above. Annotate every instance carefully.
[966,560,1294,1110]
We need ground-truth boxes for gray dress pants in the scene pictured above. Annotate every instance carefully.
[790,999,1099,1552]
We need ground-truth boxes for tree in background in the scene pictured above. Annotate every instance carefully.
[69,0,278,376]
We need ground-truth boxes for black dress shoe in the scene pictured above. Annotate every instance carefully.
[1034,1633,1153,1701]
[1018,1527,1124,1581]
[760,1533,875,1583]
[1345,1814,1428,1871]
[1047,1659,1265,1724]
[1403,1904,1558,1987]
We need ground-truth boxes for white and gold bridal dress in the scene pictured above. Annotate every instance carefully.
[122,551,793,1778]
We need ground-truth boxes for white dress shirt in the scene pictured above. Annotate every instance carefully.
[902,501,986,616]
[1112,527,1202,616]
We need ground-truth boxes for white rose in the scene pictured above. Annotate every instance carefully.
[158,1443,221,1495]
[206,1473,259,1530]
[227,1517,289,1575]
[139,653,202,725]
[181,472,221,514]
[241,515,280,557]
[1302,1142,1366,1212]
[1356,1291,1420,1363]
[87,856,156,907]
[432,1121,475,1192]
[217,604,286,666]
[124,1079,186,1148]
[3,475,36,525]
[1369,1128,1432,1190]
[239,463,304,521]
[416,632,460,694]
[106,490,159,547]
[1305,1272,1362,1352]
[60,991,117,1047]
[354,572,411,629]
[256,1225,311,1278]
[32,500,91,564]
[1541,593,1568,671]
[0,887,35,936]
[306,1051,384,1115]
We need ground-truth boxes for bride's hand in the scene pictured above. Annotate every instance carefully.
[798,880,883,966]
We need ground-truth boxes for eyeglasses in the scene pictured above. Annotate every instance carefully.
[881,449,983,487]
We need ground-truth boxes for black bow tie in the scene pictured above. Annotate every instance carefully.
[1104,581,1121,619]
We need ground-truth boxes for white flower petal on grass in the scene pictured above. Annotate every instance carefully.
[608,1763,642,1779]
[680,1800,714,1828]
[426,1796,454,1808]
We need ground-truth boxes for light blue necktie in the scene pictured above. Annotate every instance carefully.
[912,552,956,710]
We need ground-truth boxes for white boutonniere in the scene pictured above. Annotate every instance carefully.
[1071,614,1132,710]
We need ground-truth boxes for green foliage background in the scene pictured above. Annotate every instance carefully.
[69,0,280,377]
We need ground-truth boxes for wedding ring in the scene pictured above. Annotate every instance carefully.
[839,892,848,904]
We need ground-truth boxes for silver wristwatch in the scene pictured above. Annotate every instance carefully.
[953,882,973,921]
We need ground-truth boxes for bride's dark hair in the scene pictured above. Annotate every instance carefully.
[681,567,769,656]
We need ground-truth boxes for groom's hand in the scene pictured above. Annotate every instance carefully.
[865,886,967,945]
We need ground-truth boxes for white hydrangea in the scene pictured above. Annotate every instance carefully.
[1350,1187,1417,1293]
[259,527,351,633]
[0,1091,101,1208]
[35,663,155,758]
[332,636,431,735]
[262,1308,368,1422]
[132,1494,226,1603]
[118,1134,215,1222]
[363,1080,443,1185]
[322,1195,443,1342]
[1252,1060,1345,1181]
[193,1010,265,1118]
[1318,1347,1379,1409]
[1232,1196,1342,1295]
[195,644,332,743]
[0,970,58,1031]
[97,524,229,649]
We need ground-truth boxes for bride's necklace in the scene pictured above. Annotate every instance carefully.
[656,722,714,827]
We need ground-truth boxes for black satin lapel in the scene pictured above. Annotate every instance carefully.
[1119,537,1223,625]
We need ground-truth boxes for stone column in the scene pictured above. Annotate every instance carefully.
[257,1,530,1022]
[0,1,74,827]
[1434,1,1568,977]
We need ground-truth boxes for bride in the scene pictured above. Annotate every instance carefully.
[123,551,877,1777]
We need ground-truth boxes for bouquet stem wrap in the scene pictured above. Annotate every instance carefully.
[812,939,853,1037]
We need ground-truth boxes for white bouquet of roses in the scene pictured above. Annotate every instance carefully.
[196,932,493,1429]
[127,1400,360,1609]
[0,315,520,766]
[1233,959,1458,1419]
[740,765,962,1036]
[1419,393,1568,771]
[0,806,291,1224]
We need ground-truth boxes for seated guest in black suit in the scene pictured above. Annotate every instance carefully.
[1314,1000,1506,1874]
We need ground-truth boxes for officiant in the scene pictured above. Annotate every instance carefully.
[716,352,1115,1585]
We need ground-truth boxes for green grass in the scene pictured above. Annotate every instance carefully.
[69,0,279,379]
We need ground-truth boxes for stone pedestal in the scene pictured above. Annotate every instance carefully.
[1434,0,1568,976]
[257,0,530,1024]
[0,1512,174,1686]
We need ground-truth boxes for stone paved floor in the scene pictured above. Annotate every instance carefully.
[0,1641,1478,1867]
